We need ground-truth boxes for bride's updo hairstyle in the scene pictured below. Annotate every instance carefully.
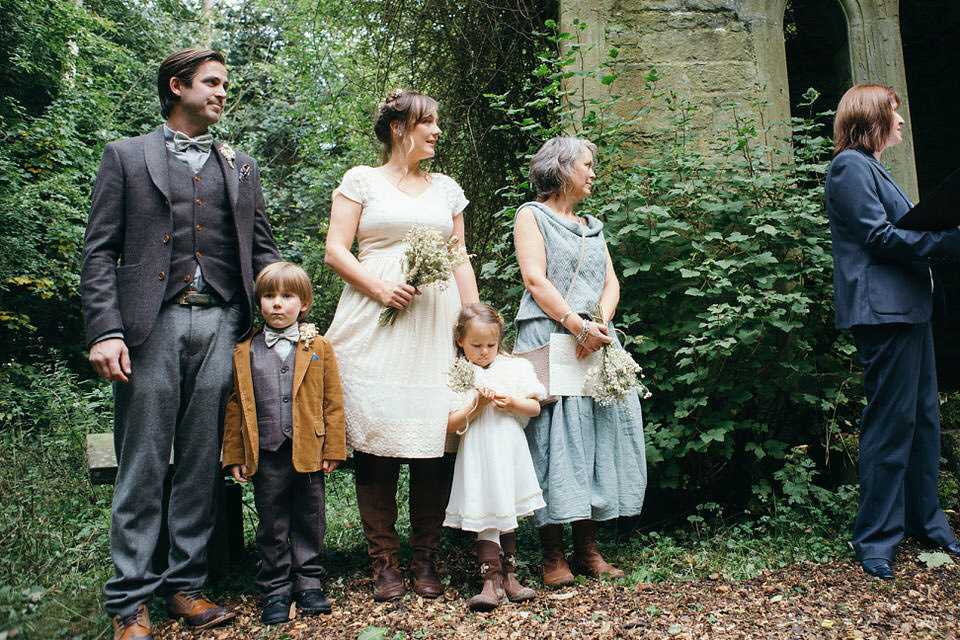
[374,88,438,162]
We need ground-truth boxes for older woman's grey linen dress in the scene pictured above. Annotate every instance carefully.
[513,201,647,527]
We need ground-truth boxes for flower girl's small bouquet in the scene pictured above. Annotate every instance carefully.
[447,357,478,393]
[378,224,466,326]
[584,306,652,406]
[445,357,489,434]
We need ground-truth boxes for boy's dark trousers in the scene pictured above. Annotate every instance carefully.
[252,440,327,597]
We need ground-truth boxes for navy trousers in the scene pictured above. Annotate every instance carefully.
[851,321,956,562]
[253,441,328,598]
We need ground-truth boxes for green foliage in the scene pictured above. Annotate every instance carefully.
[607,89,861,498]
[627,470,857,584]
[917,551,953,568]
[0,357,113,636]
[0,0,179,367]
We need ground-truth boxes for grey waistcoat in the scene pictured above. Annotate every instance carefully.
[164,153,240,302]
[250,332,296,452]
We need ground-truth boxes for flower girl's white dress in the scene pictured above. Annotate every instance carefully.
[444,354,547,532]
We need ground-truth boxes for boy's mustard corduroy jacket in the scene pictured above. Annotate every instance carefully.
[222,326,346,475]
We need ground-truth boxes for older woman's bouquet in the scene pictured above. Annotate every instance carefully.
[584,306,652,406]
[379,224,466,326]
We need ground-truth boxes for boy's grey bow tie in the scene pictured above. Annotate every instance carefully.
[264,325,300,348]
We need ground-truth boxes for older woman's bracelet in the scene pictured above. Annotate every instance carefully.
[576,320,591,345]
[558,309,574,325]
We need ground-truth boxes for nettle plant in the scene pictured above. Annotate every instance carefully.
[605,92,862,501]
[484,22,862,510]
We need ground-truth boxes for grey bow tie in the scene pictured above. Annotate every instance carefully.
[264,325,300,348]
[173,131,213,153]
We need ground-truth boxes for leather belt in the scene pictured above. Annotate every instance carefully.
[178,290,225,307]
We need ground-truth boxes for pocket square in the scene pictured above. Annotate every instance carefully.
[311,354,320,361]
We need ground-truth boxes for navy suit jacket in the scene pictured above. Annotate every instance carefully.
[80,126,281,347]
[826,148,960,329]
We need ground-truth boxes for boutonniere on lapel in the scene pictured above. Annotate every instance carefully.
[299,322,319,349]
[239,164,251,183]
[220,143,236,169]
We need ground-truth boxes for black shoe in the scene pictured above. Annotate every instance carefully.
[261,595,291,625]
[295,589,332,615]
[942,542,960,556]
[861,558,894,580]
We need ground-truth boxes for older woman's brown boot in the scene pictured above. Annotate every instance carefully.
[571,520,624,579]
[538,524,574,587]
[500,532,536,601]
[468,541,506,611]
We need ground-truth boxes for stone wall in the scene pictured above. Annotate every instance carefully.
[561,0,918,198]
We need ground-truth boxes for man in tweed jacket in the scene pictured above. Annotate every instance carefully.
[80,48,280,640]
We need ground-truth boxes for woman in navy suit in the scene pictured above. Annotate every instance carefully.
[826,84,960,579]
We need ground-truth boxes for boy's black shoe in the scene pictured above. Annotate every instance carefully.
[261,595,291,625]
[295,589,332,614]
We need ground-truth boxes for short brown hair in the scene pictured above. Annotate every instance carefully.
[255,262,314,320]
[373,88,438,163]
[453,303,506,358]
[833,85,901,156]
[157,48,226,118]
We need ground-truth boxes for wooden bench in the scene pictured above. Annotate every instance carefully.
[86,433,245,577]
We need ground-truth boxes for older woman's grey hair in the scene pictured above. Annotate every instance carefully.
[528,137,598,201]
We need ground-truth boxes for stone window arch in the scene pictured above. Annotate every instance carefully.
[740,0,916,196]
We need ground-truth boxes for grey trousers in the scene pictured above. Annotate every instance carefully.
[253,441,328,597]
[104,303,242,617]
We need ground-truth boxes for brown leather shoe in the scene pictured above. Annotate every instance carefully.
[538,524,574,587]
[571,520,625,579]
[167,591,236,630]
[410,550,443,598]
[372,555,406,601]
[468,540,507,611]
[112,603,152,640]
[501,532,536,602]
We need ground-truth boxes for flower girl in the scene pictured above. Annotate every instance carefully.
[444,303,547,611]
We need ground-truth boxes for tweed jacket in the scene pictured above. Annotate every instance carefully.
[80,126,280,347]
[222,326,347,475]
[826,148,960,329]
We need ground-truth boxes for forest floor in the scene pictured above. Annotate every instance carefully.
[150,539,960,640]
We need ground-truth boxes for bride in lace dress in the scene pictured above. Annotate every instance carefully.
[323,89,478,601]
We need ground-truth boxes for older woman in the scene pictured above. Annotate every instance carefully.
[513,137,647,585]
[324,89,479,600]
[826,85,960,580]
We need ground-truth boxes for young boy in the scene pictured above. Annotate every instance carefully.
[222,261,346,625]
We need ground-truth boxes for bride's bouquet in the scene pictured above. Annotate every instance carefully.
[378,224,466,326]
[584,306,652,406]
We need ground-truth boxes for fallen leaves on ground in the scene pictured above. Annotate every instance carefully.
[153,544,960,639]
